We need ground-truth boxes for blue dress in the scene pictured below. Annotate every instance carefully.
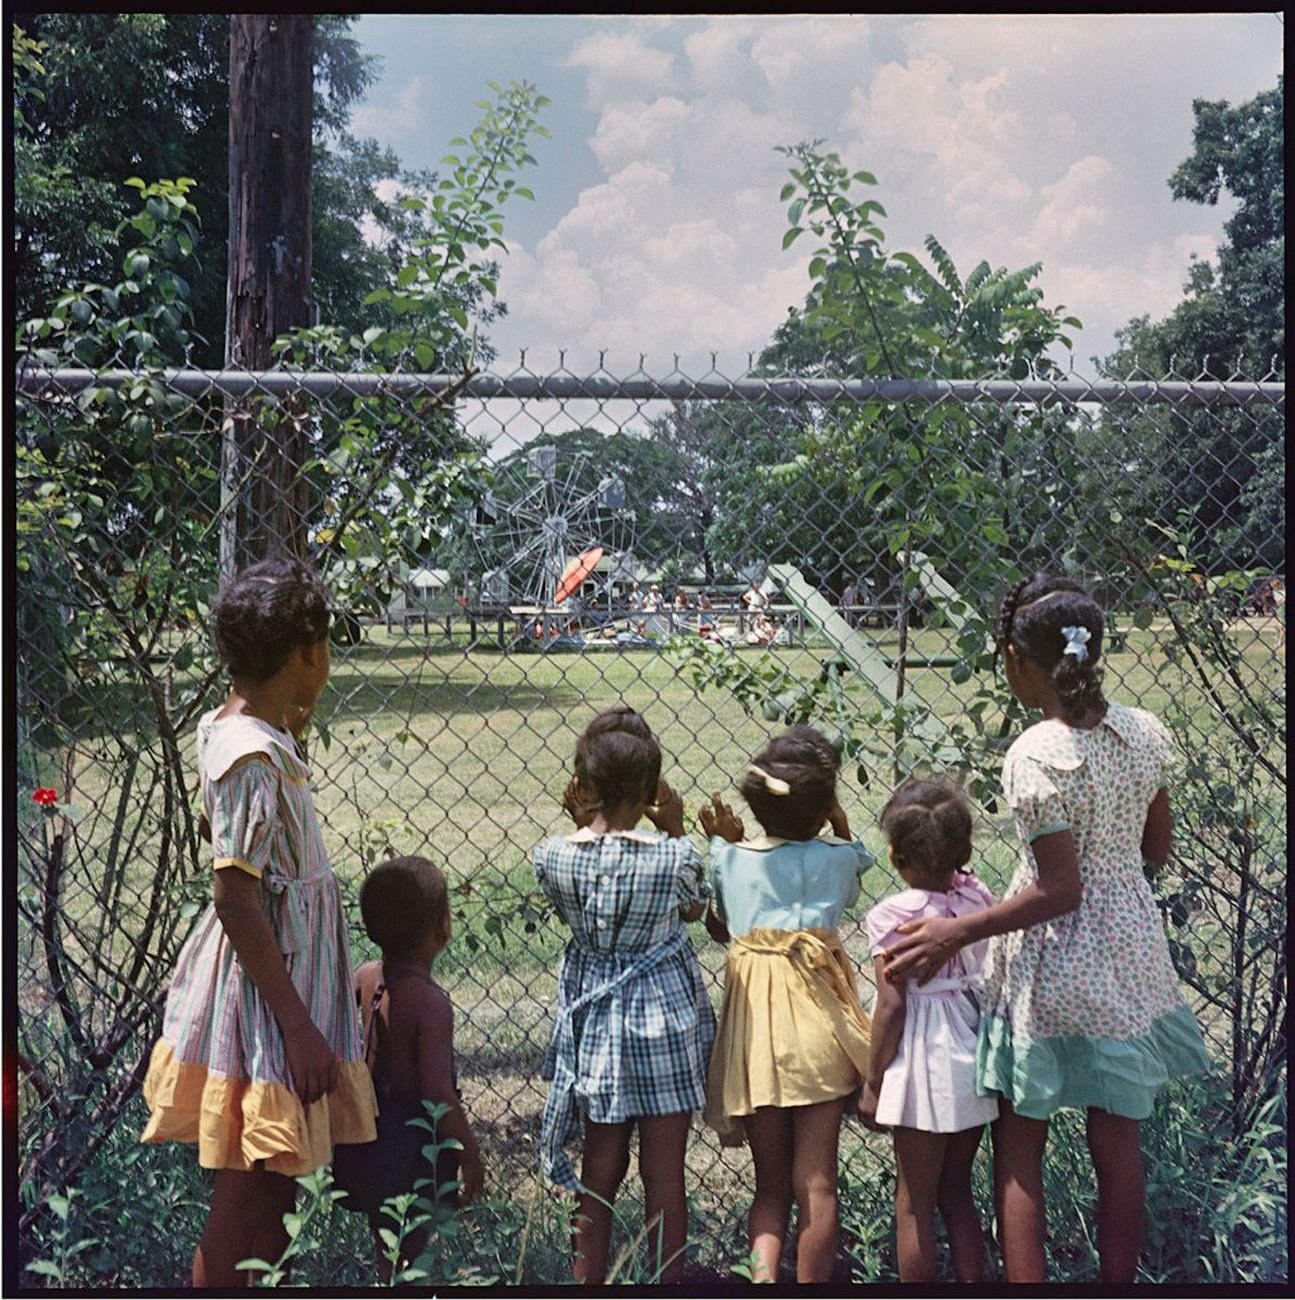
[534,828,715,1190]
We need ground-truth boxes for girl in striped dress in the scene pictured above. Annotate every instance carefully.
[535,706,715,1285]
[140,557,377,1287]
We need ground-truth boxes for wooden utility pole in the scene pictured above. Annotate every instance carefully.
[220,13,314,575]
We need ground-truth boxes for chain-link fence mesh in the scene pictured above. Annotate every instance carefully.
[15,358,1285,1272]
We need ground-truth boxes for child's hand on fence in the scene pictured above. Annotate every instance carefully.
[560,777,596,829]
[645,780,685,837]
[699,793,744,843]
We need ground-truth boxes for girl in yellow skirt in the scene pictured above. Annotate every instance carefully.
[700,726,874,1283]
[139,558,377,1286]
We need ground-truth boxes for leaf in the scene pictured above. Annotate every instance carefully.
[782,227,805,250]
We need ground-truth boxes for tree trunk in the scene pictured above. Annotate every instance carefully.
[220,13,314,576]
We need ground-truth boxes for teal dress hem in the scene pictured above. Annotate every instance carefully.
[977,1002,1210,1120]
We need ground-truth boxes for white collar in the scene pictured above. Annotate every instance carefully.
[565,827,662,844]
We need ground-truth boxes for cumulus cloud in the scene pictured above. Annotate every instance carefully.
[563,30,682,106]
[350,73,428,140]
[478,13,1276,379]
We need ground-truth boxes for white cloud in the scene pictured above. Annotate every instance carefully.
[350,73,428,140]
[468,13,1278,379]
[563,31,681,107]
[1027,155,1114,251]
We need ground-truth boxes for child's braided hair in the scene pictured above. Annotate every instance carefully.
[575,705,662,811]
[740,725,840,841]
[995,572,1106,718]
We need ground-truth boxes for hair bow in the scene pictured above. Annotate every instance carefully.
[1061,625,1091,663]
[748,764,790,795]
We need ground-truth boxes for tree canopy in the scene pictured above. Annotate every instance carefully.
[1100,76,1283,571]
[11,13,452,364]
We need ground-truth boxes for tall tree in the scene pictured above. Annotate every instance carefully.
[10,13,411,362]
[1100,76,1284,571]
[221,14,315,568]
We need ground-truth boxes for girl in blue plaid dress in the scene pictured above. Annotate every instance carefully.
[534,706,715,1284]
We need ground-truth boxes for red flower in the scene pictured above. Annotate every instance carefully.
[32,788,59,807]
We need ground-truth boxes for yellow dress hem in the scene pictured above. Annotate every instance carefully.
[704,927,871,1147]
[140,1038,378,1176]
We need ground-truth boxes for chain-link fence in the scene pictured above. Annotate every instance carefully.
[15,358,1285,1275]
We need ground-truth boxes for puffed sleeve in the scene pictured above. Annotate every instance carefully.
[1140,709,1179,787]
[209,756,278,878]
[865,896,915,958]
[1002,750,1071,842]
[675,838,712,909]
[533,840,554,901]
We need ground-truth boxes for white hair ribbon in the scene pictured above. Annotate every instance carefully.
[1061,625,1091,663]
[747,764,790,795]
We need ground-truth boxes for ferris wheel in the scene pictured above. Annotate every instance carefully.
[473,444,637,607]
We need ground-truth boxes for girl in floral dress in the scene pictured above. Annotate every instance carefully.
[884,573,1209,1284]
[140,557,377,1286]
[535,706,714,1285]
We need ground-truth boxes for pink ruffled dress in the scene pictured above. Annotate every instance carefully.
[865,872,1000,1133]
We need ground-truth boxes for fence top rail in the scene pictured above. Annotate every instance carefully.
[13,366,1286,407]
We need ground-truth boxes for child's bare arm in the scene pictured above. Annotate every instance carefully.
[1141,788,1172,871]
[859,955,905,1131]
[213,868,339,1105]
[703,902,730,944]
[825,798,850,840]
[416,991,484,1205]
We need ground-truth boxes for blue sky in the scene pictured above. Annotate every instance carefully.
[349,13,1283,380]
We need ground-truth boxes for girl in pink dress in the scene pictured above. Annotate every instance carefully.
[861,777,997,1283]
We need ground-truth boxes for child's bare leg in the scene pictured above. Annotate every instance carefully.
[1086,1108,1144,1284]
[743,1107,794,1283]
[991,1101,1049,1283]
[193,1167,296,1287]
[937,1125,987,1283]
[636,1112,692,1283]
[789,1098,845,1284]
[892,1126,947,1283]
[573,1118,632,1284]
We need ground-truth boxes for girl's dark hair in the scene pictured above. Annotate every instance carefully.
[995,572,1106,718]
[360,855,449,959]
[211,555,331,681]
[880,777,973,875]
[575,705,662,810]
[740,725,839,841]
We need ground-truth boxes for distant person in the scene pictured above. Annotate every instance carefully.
[335,857,484,1281]
[674,588,692,611]
[842,577,859,628]
[643,584,664,612]
[627,580,643,613]
[884,574,1210,1284]
[746,612,778,646]
[697,590,713,612]
[741,578,768,613]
